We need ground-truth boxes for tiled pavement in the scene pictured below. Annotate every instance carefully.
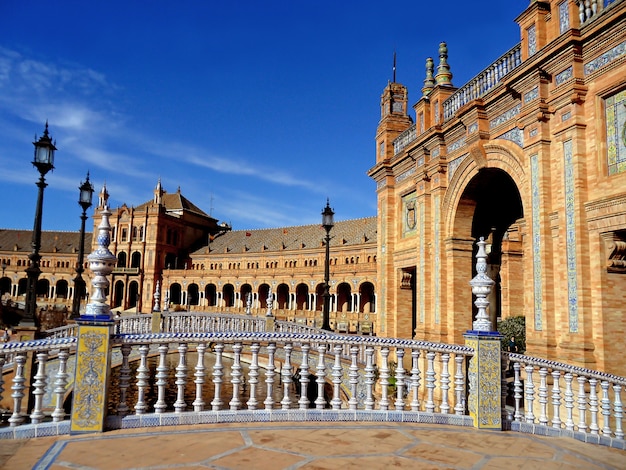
[1,422,625,469]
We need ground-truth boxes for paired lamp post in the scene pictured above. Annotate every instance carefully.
[23,123,56,328]
[71,173,94,318]
[321,199,334,331]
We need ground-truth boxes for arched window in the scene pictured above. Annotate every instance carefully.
[117,252,127,268]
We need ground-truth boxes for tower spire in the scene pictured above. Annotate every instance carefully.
[435,41,453,87]
[393,51,397,83]
[422,57,435,97]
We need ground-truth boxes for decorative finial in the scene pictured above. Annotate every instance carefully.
[153,280,161,312]
[266,290,274,317]
[469,237,495,331]
[245,292,252,315]
[83,203,117,321]
[422,57,435,97]
[435,42,453,87]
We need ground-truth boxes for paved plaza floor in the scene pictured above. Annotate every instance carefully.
[0,421,624,469]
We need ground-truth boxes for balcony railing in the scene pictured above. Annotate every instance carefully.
[442,44,522,121]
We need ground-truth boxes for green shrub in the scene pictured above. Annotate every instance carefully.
[497,315,526,354]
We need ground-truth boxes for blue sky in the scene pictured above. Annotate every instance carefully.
[0,1,526,232]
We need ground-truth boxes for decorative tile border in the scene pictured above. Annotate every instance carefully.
[524,86,539,104]
[584,40,626,76]
[530,155,543,331]
[468,122,478,134]
[561,111,571,122]
[377,180,387,190]
[448,154,468,181]
[419,199,425,324]
[527,24,537,56]
[396,167,416,184]
[559,1,569,34]
[529,127,538,137]
[496,127,523,147]
[431,147,440,158]
[490,104,521,129]
[564,140,579,332]
[555,66,573,86]
[434,194,441,325]
[447,136,466,154]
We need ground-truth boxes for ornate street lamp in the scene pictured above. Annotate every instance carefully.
[71,172,94,318]
[321,199,334,331]
[23,123,56,329]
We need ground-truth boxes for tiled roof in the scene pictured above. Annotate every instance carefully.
[193,217,377,255]
[134,190,211,218]
[0,229,92,255]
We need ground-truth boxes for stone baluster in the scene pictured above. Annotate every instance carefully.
[564,373,575,430]
[30,352,48,424]
[364,345,375,410]
[589,378,599,434]
[613,384,623,439]
[501,356,511,421]
[331,344,343,410]
[211,343,224,410]
[579,1,585,23]
[513,362,523,422]
[174,343,188,412]
[9,354,27,426]
[193,343,207,411]
[538,367,548,426]
[394,348,406,410]
[298,343,311,409]
[154,344,169,413]
[524,365,536,423]
[585,0,592,21]
[551,370,562,428]
[577,376,588,432]
[247,342,260,410]
[264,343,276,409]
[230,342,243,410]
[600,381,611,436]
[410,349,421,412]
[51,349,70,422]
[135,344,150,414]
[348,345,359,411]
[379,346,390,411]
[0,355,5,406]
[315,343,327,409]
[440,353,450,414]
[116,344,132,416]
[425,351,436,413]
[454,354,464,415]
[281,343,293,409]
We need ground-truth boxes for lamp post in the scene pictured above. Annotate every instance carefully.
[321,199,334,331]
[71,172,94,318]
[23,123,56,329]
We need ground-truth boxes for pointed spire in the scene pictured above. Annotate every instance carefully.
[154,177,164,204]
[392,51,397,83]
[422,57,435,97]
[98,182,109,208]
[435,42,453,87]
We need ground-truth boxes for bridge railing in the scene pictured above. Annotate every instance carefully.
[503,353,625,443]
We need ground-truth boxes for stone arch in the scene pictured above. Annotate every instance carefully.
[56,279,69,299]
[188,283,200,306]
[359,281,375,313]
[113,280,124,308]
[443,140,529,238]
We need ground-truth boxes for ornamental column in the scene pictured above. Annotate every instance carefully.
[464,237,503,430]
[70,200,117,434]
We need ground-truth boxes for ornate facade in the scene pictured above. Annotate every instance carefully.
[369,0,626,375]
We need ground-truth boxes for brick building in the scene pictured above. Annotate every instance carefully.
[368,0,626,375]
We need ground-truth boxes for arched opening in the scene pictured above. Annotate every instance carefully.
[169,283,182,306]
[128,281,139,309]
[205,284,217,307]
[17,278,28,296]
[113,280,124,308]
[56,279,69,299]
[223,284,234,308]
[295,283,309,310]
[456,167,524,327]
[188,283,199,306]
[336,282,352,312]
[240,283,252,308]
[131,252,141,269]
[0,277,11,297]
[258,284,270,309]
[164,253,177,269]
[276,283,289,310]
[36,279,50,299]
[359,282,375,313]
[315,283,325,311]
[117,252,127,268]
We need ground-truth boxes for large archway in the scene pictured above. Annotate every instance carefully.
[454,167,524,328]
